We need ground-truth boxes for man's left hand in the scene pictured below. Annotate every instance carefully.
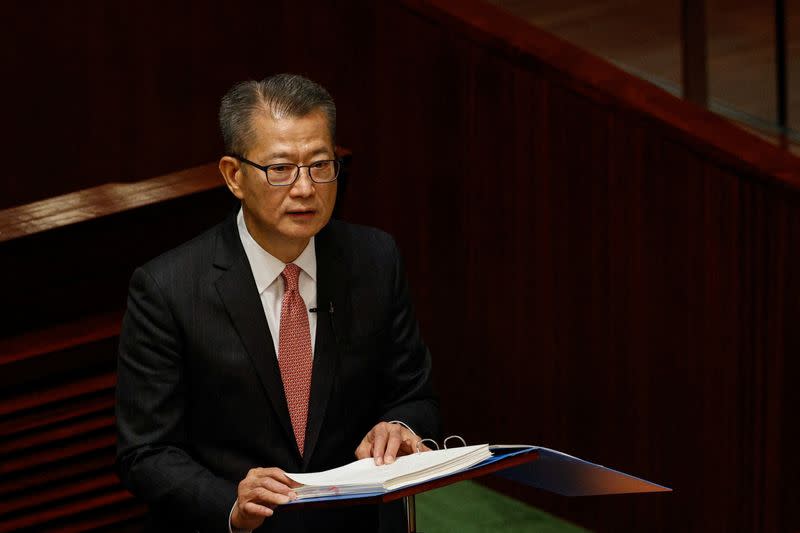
[355,422,431,465]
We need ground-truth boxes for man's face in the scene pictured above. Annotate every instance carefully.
[230,109,337,258]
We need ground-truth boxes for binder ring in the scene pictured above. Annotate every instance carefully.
[417,438,439,452]
[387,420,416,435]
[444,435,467,449]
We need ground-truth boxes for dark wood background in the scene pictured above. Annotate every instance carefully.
[2,1,799,532]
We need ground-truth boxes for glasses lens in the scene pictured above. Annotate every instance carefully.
[267,164,298,186]
[309,160,339,183]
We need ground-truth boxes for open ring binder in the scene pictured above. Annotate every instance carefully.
[282,439,670,532]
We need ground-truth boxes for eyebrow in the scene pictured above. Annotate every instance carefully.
[264,147,333,161]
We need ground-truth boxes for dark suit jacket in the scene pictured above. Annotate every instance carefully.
[115,213,440,533]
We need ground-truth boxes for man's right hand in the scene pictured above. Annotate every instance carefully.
[231,467,300,530]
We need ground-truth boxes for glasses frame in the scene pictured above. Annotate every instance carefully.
[231,155,341,187]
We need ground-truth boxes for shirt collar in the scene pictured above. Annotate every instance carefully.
[236,208,317,294]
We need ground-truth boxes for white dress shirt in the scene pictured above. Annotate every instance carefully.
[236,208,317,357]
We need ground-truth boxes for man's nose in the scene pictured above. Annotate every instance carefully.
[290,167,315,196]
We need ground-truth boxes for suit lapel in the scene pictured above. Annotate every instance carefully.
[212,216,296,450]
[302,222,350,467]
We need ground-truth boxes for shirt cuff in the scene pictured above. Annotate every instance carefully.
[229,499,252,533]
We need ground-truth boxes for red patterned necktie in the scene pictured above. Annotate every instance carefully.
[278,263,313,455]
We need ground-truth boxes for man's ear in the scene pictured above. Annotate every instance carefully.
[219,156,245,199]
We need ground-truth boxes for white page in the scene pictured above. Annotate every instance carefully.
[286,444,489,488]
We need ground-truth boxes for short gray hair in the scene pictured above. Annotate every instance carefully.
[219,73,337,156]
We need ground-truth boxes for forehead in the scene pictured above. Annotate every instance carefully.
[247,109,333,158]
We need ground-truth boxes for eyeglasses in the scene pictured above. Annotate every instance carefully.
[232,155,341,187]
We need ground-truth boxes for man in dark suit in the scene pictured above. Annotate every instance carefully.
[115,74,440,532]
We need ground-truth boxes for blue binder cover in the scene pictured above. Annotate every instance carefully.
[490,446,671,496]
[285,445,670,505]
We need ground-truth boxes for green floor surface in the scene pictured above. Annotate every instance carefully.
[415,481,590,533]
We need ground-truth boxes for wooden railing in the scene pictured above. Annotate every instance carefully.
[0,165,234,532]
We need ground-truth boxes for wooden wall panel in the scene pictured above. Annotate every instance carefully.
[331,2,800,532]
[0,0,365,210]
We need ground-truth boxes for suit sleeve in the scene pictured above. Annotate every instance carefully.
[377,238,442,441]
[115,266,237,533]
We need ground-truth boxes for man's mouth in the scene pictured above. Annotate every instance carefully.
[287,209,316,217]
